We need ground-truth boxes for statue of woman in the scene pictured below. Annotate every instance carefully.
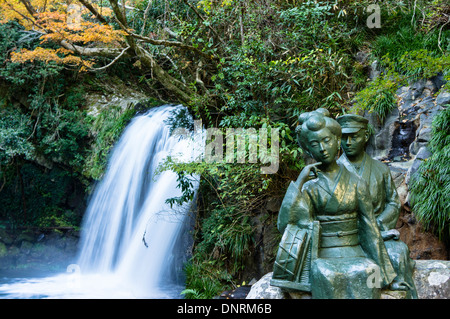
[271,109,396,298]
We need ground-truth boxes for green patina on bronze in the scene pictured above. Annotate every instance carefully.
[336,113,418,299]
[271,109,399,299]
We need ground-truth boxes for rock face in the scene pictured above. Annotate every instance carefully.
[246,260,450,299]
[85,76,149,117]
[365,76,449,260]
[0,228,79,271]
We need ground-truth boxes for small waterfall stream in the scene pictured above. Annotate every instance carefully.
[0,105,199,298]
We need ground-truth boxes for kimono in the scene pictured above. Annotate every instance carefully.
[338,153,418,298]
[274,165,397,299]
[337,152,400,230]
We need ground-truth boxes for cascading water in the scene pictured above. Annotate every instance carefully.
[0,104,199,298]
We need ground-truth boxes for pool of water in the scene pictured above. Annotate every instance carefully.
[0,269,185,299]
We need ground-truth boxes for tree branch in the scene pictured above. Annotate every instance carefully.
[109,0,128,28]
[77,0,108,24]
[60,40,128,58]
[113,18,214,60]
[135,46,195,104]
[140,0,153,35]
[4,0,42,30]
[88,45,131,71]
[19,0,37,16]
[182,0,225,46]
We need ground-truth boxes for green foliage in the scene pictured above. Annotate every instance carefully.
[159,154,278,297]
[0,162,81,228]
[0,107,34,165]
[83,103,137,180]
[409,107,450,242]
[182,254,233,299]
[0,22,91,227]
[352,50,450,121]
[351,0,449,120]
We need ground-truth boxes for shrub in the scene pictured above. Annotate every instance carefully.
[409,107,450,242]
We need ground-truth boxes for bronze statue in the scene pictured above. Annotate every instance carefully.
[336,114,417,298]
[271,108,396,299]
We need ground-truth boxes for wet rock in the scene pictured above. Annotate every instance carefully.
[20,241,33,255]
[0,228,13,245]
[365,108,399,160]
[217,286,252,299]
[406,146,432,184]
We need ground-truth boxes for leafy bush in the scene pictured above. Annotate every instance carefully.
[409,107,450,242]
[0,22,91,227]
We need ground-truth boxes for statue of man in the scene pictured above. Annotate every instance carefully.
[336,114,418,298]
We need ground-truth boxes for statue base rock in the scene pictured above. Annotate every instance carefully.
[246,260,449,299]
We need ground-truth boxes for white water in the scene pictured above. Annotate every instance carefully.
[0,105,200,298]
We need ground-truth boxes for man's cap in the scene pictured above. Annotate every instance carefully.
[336,114,368,133]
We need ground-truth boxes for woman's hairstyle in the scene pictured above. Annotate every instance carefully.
[295,108,342,154]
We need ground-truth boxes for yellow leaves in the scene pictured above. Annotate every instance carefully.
[35,11,125,45]
[198,0,234,14]
[1,1,125,46]
[11,47,94,71]
[0,0,34,29]
[2,1,126,71]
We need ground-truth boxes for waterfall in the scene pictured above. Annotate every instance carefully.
[76,104,199,297]
[0,104,199,298]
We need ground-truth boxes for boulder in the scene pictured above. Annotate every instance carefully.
[245,272,287,299]
[414,260,450,299]
[246,260,450,299]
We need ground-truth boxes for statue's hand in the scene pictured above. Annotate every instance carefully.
[296,162,322,187]
[380,229,400,241]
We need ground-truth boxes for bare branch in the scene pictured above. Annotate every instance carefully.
[438,14,450,54]
[60,40,128,58]
[118,1,141,12]
[19,0,37,16]
[109,0,129,28]
[77,0,108,24]
[135,46,195,104]
[89,46,131,71]
[141,0,153,35]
